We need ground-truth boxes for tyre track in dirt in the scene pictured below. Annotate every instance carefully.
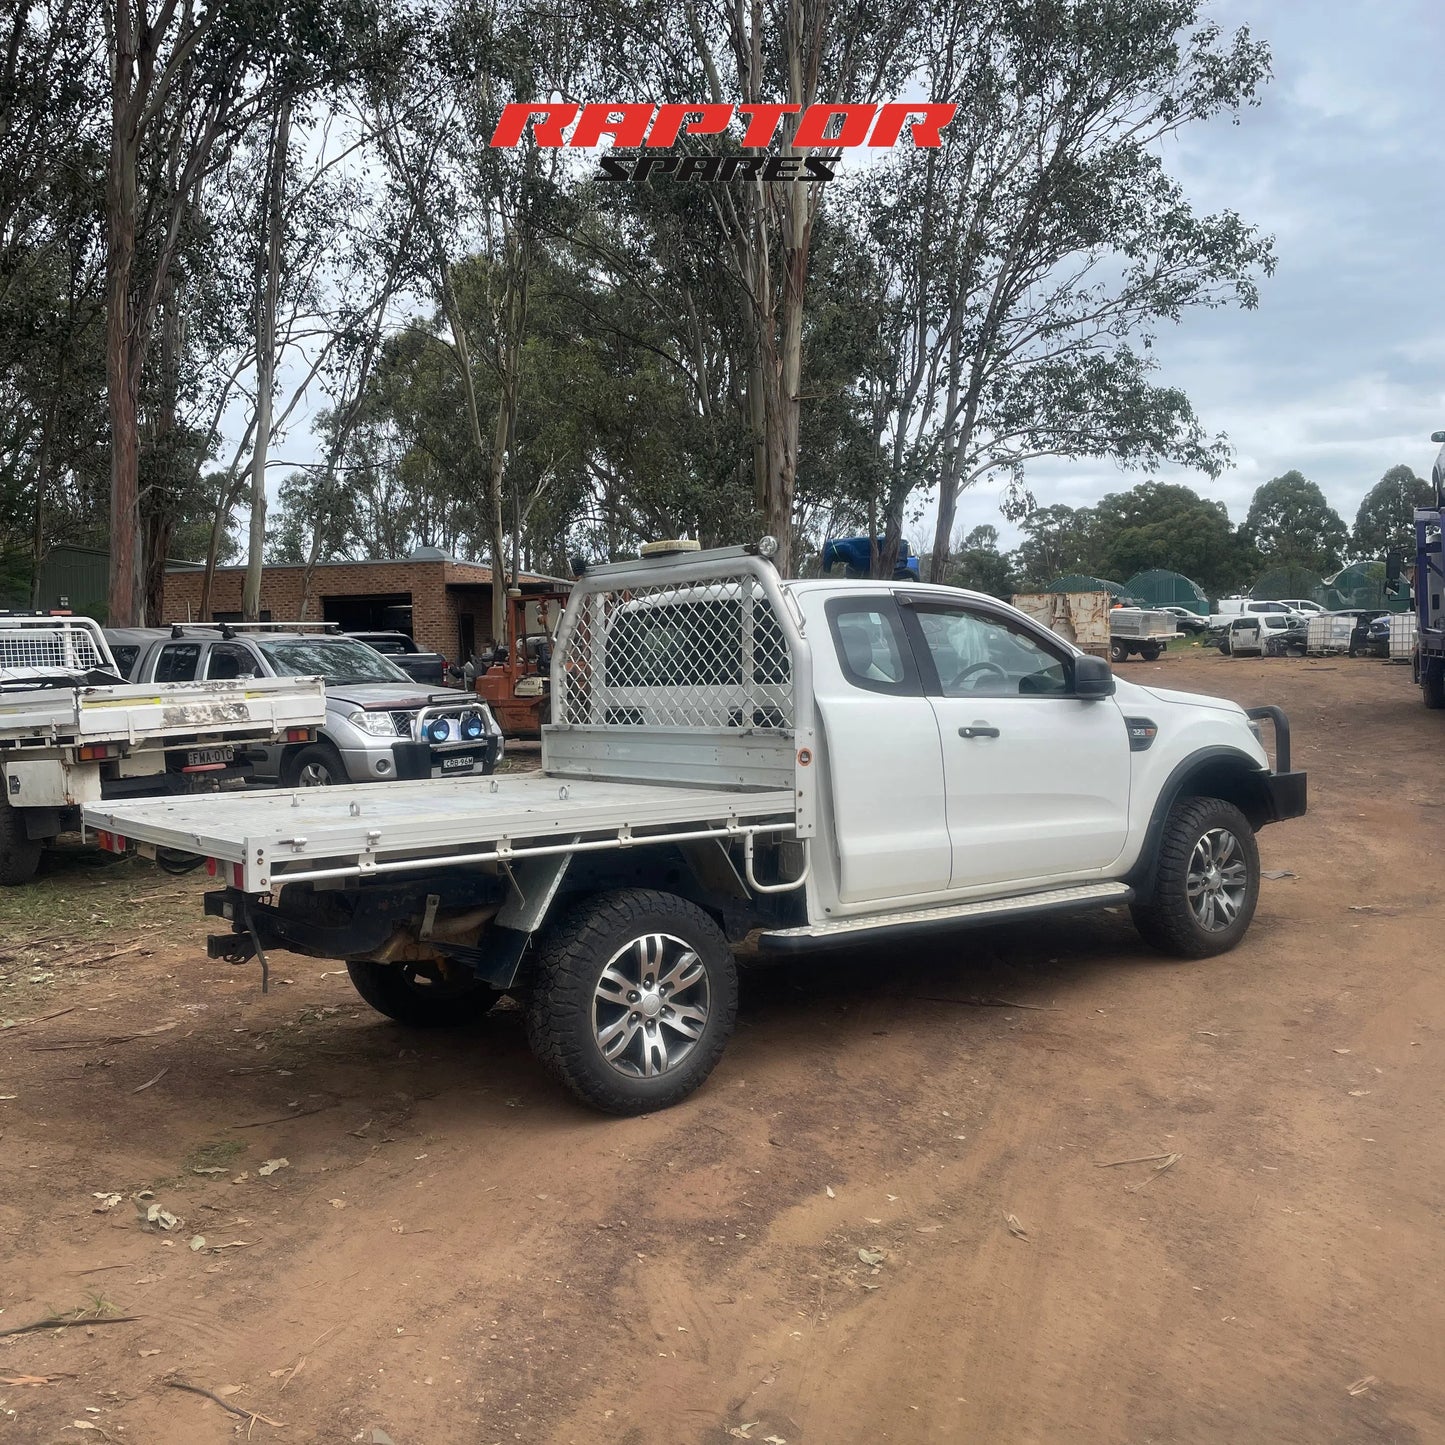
[2,653,1444,1443]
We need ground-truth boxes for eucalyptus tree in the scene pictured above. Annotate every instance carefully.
[846,0,1274,580]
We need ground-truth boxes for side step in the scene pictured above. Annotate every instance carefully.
[756,881,1133,953]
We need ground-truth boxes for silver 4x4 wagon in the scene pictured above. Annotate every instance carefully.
[119,623,502,786]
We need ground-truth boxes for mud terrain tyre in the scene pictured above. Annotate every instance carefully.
[0,798,43,887]
[525,888,738,1115]
[1109,640,1129,664]
[1130,797,1259,960]
[346,960,498,1027]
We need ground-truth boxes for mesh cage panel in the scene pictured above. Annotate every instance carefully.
[557,577,795,730]
[0,622,109,680]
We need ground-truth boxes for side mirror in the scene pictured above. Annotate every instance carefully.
[1075,654,1115,699]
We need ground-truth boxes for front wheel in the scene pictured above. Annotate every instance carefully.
[285,741,348,787]
[525,888,738,1115]
[1219,638,1232,656]
[1109,640,1129,664]
[1130,797,1260,959]
[0,799,43,887]
[346,959,499,1027]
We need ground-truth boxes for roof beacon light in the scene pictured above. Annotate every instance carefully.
[639,539,702,557]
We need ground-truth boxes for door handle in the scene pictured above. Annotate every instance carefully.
[958,724,1000,739]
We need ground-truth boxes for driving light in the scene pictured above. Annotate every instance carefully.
[426,717,454,743]
[756,535,779,559]
[460,712,484,740]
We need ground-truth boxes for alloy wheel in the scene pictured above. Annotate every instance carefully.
[1187,828,1249,930]
[591,932,710,1079]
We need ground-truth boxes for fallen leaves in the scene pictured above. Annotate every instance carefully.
[1004,1214,1030,1242]
[857,1247,885,1267]
[1347,1375,1379,1396]
[257,1158,289,1177]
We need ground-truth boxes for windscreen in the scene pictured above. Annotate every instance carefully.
[258,638,411,685]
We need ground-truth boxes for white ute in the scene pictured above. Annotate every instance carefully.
[82,543,1307,1114]
[1,615,326,885]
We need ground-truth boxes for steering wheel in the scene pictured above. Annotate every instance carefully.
[949,660,1007,691]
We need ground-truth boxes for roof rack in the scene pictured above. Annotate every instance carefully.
[168,620,342,641]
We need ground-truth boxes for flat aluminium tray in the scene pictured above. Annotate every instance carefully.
[82,772,798,892]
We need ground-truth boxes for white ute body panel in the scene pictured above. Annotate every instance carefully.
[81,553,1281,931]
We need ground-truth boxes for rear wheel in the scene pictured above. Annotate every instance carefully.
[0,799,43,887]
[346,959,498,1027]
[1131,797,1259,959]
[1219,638,1232,655]
[1109,640,1129,664]
[1141,643,1162,662]
[525,888,738,1115]
[1423,656,1445,709]
[285,741,347,787]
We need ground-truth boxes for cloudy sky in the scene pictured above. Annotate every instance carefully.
[950,0,1445,548]
[255,2,1444,555]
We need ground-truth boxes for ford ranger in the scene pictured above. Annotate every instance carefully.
[81,541,1306,1114]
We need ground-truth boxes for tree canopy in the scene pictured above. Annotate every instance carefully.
[0,0,1422,623]
[1244,470,1350,575]
[1353,465,1430,558]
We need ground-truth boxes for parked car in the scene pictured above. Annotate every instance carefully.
[1220,614,1296,656]
[1362,614,1393,658]
[4,617,323,885]
[1158,606,1209,636]
[1276,598,1327,616]
[1207,599,1302,636]
[123,624,502,786]
[1264,620,1309,658]
[345,631,448,687]
[88,540,1307,1115]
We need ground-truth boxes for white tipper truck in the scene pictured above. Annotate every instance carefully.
[80,542,1306,1114]
[1,615,325,885]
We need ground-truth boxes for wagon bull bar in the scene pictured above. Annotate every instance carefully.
[1245,705,1306,821]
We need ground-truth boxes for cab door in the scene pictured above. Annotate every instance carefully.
[812,595,952,904]
[898,599,1131,889]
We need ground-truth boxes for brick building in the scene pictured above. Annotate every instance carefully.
[164,548,570,668]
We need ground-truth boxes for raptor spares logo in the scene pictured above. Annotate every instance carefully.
[489,103,958,182]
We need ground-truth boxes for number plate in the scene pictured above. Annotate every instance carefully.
[186,746,234,767]
[439,754,478,773]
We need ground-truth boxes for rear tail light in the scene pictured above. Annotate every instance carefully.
[285,727,315,742]
[77,743,120,761]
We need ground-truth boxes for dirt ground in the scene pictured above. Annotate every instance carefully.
[2,649,1443,1445]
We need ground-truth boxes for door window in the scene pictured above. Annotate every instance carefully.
[205,643,256,680]
[153,642,200,682]
[826,599,917,695]
[911,608,1069,697]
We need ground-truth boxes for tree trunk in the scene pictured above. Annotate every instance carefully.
[29,383,62,610]
[242,98,290,621]
[486,371,513,644]
[142,280,182,623]
[105,4,140,626]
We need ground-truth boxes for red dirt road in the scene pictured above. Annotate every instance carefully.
[1,651,1442,1444]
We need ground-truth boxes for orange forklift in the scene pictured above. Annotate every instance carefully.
[473,586,571,738]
